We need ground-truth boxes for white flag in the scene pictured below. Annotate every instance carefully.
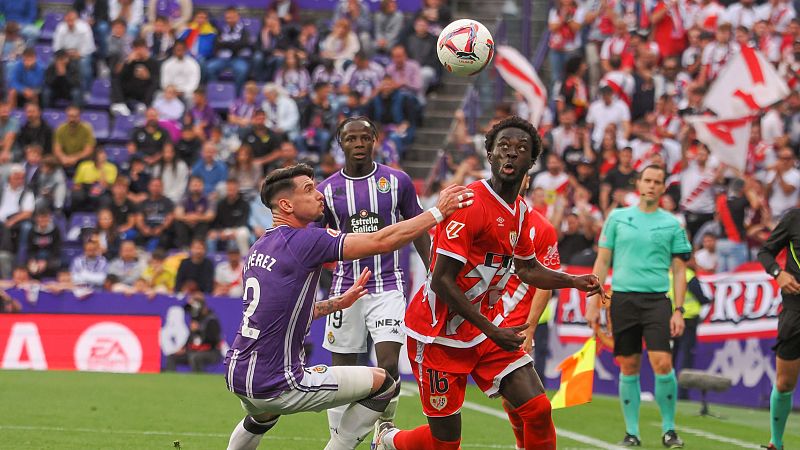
[703,46,790,118]
[494,45,547,126]
[685,115,753,171]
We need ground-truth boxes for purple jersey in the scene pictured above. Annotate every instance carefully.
[225,225,345,399]
[317,163,423,296]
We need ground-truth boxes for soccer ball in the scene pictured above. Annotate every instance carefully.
[437,19,495,76]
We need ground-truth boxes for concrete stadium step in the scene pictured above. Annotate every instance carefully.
[402,160,438,179]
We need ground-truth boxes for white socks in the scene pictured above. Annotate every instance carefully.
[226,419,264,450]
[325,402,383,450]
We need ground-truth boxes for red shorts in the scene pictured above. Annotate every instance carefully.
[407,336,533,417]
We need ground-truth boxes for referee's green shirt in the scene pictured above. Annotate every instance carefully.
[599,206,692,293]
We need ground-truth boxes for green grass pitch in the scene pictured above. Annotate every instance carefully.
[0,370,793,449]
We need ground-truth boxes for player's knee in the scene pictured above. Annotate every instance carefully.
[651,357,673,375]
[776,375,797,393]
[378,359,400,380]
[243,415,279,435]
[358,370,397,412]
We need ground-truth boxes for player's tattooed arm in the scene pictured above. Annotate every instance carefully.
[342,185,474,260]
[313,268,371,319]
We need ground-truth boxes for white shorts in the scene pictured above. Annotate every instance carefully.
[236,365,374,416]
[323,290,406,353]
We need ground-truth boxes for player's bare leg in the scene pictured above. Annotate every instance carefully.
[499,364,555,450]
[227,413,280,450]
[768,357,800,449]
[368,342,403,447]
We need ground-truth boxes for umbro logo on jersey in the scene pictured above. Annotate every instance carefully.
[446,221,465,239]
[496,217,505,227]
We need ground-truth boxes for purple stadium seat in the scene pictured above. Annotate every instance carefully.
[42,109,67,129]
[66,213,98,242]
[105,145,130,166]
[241,17,261,44]
[10,109,25,125]
[62,243,84,263]
[86,79,112,109]
[39,13,65,42]
[109,114,142,142]
[207,82,236,111]
[81,111,110,140]
[34,45,54,66]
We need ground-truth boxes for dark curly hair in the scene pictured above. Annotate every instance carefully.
[260,163,315,208]
[484,115,543,163]
[335,116,379,145]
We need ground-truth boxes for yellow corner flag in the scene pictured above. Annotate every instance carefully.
[550,337,596,409]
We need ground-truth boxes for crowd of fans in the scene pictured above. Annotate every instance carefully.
[0,0,452,298]
[435,0,800,275]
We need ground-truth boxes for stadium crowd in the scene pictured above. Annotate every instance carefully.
[0,0,450,298]
[435,0,800,277]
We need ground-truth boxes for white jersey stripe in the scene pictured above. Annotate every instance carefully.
[284,273,314,390]
[389,174,403,293]
[227,349,239,392]
[368,177,384,293]
[246,350,257,398]
[345,179,360,284]
[325,184,345,297]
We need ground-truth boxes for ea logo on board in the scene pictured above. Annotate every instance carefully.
[74,322,143,373]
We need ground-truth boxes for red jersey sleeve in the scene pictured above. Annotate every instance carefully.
[534,217,561,270]
[435,206,481,264]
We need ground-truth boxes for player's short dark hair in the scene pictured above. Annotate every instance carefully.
[484,115,543,163]
[638,164,667,182]
[335,116,378,145]
[260,163,315,209]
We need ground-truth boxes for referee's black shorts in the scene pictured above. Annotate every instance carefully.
[774,308,800,361]
[610,292,673,357]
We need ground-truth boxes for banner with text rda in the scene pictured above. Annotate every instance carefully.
[0,314,161,373]
[554,263,780,343]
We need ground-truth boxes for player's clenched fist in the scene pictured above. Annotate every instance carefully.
[436,185,475,217]
[572,274,604,297]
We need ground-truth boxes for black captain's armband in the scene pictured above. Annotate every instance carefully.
[673,253,691,261]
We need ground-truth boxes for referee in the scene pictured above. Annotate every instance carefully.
[586,165,692,448]
[758,208,800,450]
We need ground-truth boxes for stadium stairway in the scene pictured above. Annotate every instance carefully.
[401,0,550,180]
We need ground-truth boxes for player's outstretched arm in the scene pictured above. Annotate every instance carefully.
[341,185,473,261]
[515,256,604,294]
[313,268,371,319]
[585,247,612,328]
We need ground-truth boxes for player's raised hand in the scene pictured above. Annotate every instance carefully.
[436,184,474,217]
[777,271,800,294]
[572,274,604,298]
[339,268,371,309]
[489,323,529,352]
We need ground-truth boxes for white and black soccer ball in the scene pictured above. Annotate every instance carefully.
[436,19,495,77]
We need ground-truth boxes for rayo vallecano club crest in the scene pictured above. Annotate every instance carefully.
[377,177,391,193]
[430,395,448,411]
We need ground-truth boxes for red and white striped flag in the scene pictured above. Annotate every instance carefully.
[685,115,754,171]
[494,45,547,126]
[703,46,790,118]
